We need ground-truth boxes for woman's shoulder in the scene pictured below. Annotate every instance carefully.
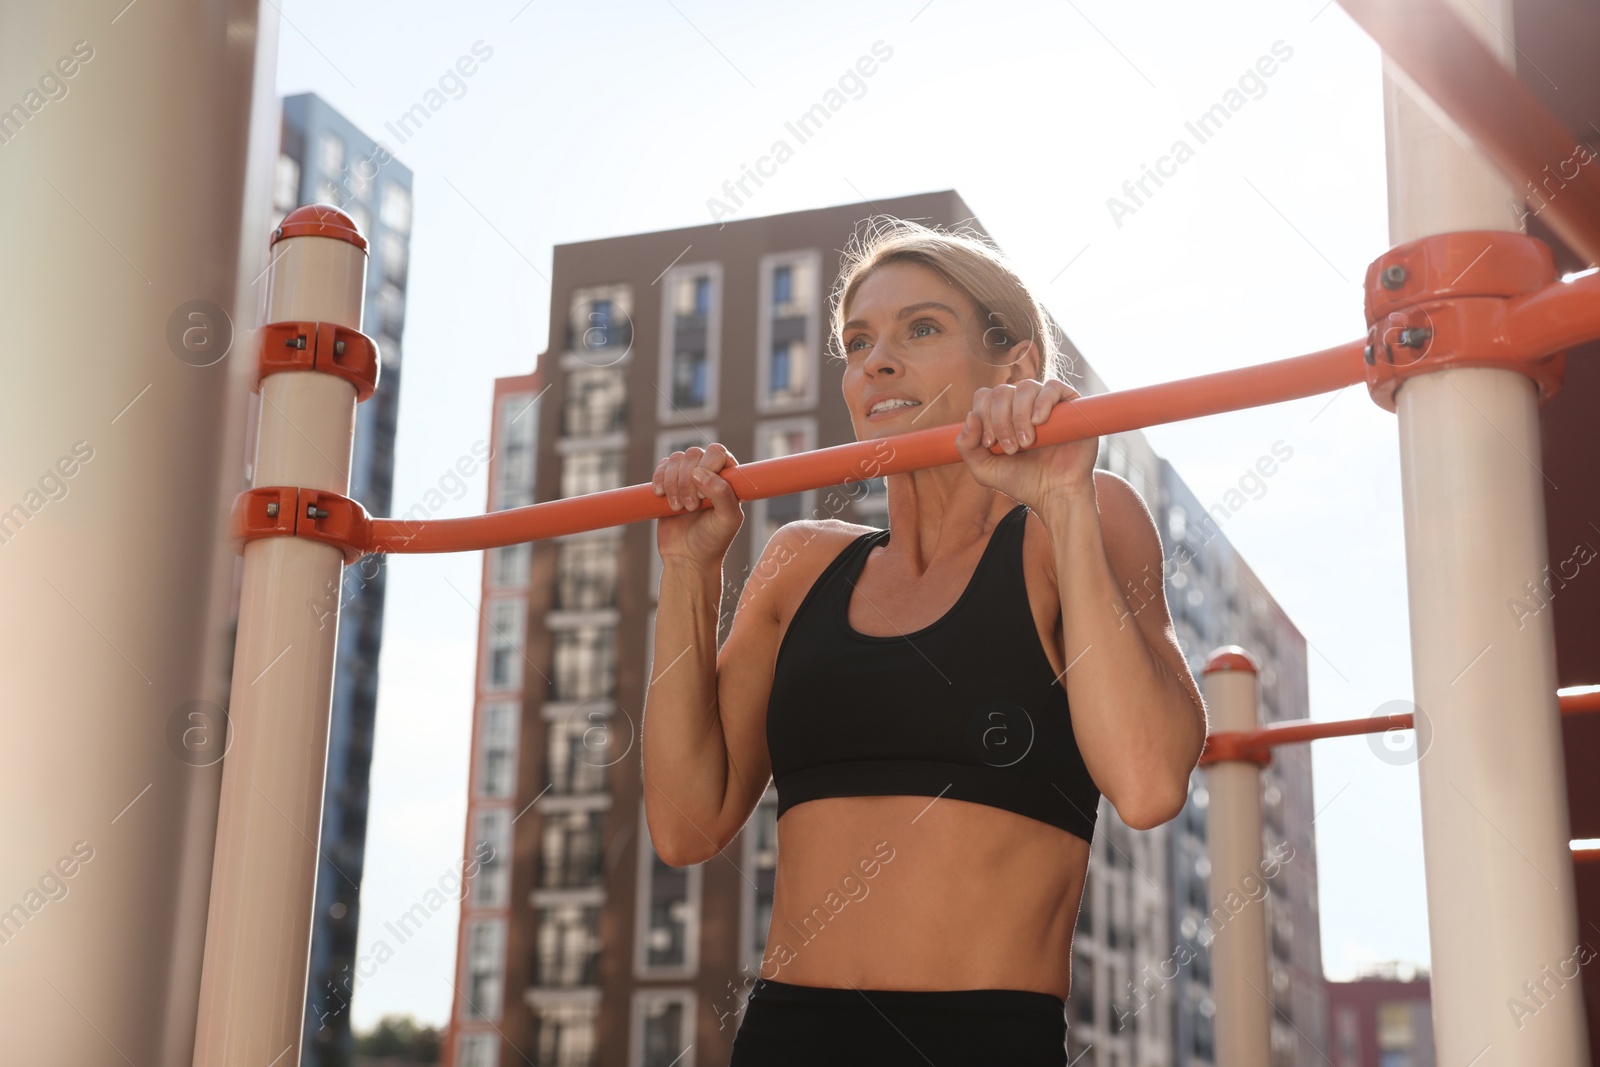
[761,517,881,571]
[743,518,879,626]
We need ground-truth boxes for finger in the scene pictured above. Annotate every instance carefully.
[955,409,983,456]
[970,386,994,448]
[955,410,994,464]
[988,385,1020,455]
[702,442,736,472]
[1032,381,1079,428]
[691,464,736,510]
[690,449,720,506]
[1029,383,1060,426]
[1011,381,1043,447]
[661,453,682,509]
[677,446,705,507]
[957,412,1008,483]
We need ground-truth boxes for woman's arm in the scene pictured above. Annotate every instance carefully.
[955,369,1207,829]
[1041,470,1207,829]
[640,443,794,867]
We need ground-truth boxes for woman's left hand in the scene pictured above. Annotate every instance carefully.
[954,379,1098,512]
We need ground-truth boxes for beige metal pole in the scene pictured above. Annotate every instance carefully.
[1385,1,1589,1061]
[1201,647,1273,1067]
[0,4,276,1065]
[191,217,367,1065]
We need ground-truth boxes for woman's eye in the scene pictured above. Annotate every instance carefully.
[847,336,869,352]
[911,321,938,338]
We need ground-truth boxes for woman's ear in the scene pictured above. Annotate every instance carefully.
[1004,339,1041,383]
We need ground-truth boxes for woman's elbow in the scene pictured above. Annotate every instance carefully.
[643,801,713,868]
[1113,780,1190,831]
[656,843,708,868]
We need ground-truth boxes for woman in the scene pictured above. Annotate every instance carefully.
[642,218,1207,1065]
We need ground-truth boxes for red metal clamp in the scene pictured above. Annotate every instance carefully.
[1362,231,1567,413]
[256,320,381,403]
[1197,732,1274,769]
[229,486,374,566]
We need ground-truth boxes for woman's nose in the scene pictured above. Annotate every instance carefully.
[863,343,898,376]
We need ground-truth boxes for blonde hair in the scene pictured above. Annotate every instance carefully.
[830,216,1068,382]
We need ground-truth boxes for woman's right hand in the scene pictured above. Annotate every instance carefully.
[652,442,744,568]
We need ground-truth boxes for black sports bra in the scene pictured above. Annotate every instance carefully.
[766,503,1102,843]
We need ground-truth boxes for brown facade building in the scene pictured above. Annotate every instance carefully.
[1325,966,1435,1067]
[444,190,1326,1067]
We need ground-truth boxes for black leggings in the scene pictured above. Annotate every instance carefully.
[726,977,1068,1066]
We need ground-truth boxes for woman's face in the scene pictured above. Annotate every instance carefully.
[839,259,1029,442]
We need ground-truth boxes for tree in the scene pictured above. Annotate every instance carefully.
[353,1014,443,1062]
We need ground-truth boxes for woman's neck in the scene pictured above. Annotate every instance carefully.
[880,467,1014,576]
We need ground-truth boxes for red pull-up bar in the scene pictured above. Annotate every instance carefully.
[366,339,1369,553]
[1200,688,1600,767]
[230,263,1600,561]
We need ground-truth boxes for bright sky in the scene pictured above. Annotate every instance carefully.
[274,0,1430,1031]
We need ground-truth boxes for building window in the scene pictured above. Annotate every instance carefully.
[484,597,526,692]
[345,145,377,202]
[536,902,603,986]
[853,474,888,523]
[1377,1001,1415,1054]
[632,990,696,1067]
[748,419,816,574]
[568,284,633,359]
[273,153,301,214]
[456,1033,498,1067]
[462,919,506,1020]
[1336,1007,1359,1062]
[471,808,512,908]
[347,203,371,241]
[476,701,520,799]
[552,625,615,703]
[495,392,539,511]
[539,808,606,890]
[636,801,701,976]
[741,793,778,972]
[489,542,532,589]
[1199,996,1218,1055]
[546,712,611,795]
[1108,886,1130,949]
[317,130,345,179]
[380,233,408,287]
[554,536,620,612]
[560,450,624,500]
[535,1002,598,1067]
[380,182,412,234]
[757,250,820,412]
[1071,957,1096,1028]
[1078,877,1095,941]
[563,366,627,438]
[378,283,406,338]
[658,263,722,422]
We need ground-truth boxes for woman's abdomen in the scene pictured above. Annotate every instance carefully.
[758,794,1091,1000]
